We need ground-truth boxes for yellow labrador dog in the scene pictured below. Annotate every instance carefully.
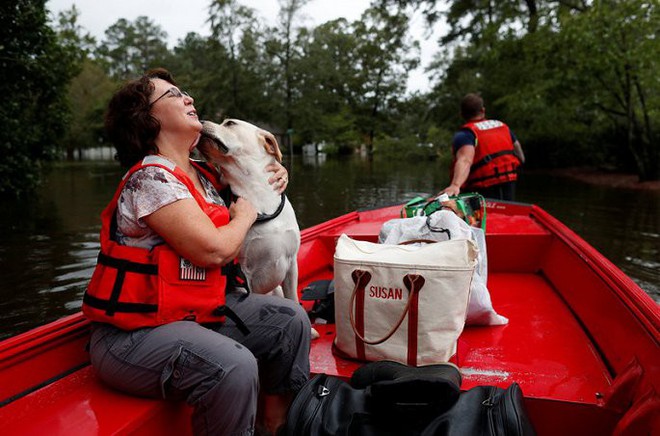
[198,119,302,304]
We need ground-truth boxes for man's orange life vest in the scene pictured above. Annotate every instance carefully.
[454,119,521,189]
[82,155,233,330]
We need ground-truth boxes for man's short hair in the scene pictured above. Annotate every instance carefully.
[460,93,484,120]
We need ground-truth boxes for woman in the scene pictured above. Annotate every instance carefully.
[83,68,310,436]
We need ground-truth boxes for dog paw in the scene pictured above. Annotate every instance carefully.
[311,327,320,340]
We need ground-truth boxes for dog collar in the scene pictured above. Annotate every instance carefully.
[255,193,287,223]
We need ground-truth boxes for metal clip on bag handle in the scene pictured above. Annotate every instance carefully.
[349,269,426,345]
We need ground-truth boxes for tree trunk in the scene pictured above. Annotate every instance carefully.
[523,0,539,33]
[632,73,658,181]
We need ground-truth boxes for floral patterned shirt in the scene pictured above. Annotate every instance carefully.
[115,165,225,249]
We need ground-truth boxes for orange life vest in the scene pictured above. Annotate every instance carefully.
[454,119,521,189]
[82,156,233,330]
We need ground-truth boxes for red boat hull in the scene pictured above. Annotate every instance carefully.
[1,202,658,435]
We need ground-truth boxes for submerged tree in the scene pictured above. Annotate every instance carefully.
[207,0,264,119]
[264,0,310,138]
[293,19,362,148]
[352,7,419,155]
[54,6,115,160]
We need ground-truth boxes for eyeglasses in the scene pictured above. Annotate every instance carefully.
[150,87,191,106]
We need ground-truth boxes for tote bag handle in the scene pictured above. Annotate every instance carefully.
[349,269,425,345]
[398,239,437,246]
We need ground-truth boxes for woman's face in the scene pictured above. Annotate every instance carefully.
[149,78,202,138]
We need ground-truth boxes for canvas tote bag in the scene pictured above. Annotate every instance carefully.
[334,234,478,366]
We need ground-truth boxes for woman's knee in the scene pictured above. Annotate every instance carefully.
[221,346,259,394]
[191,346,259,435]
[278,297,312,332]
[185,341,259,404]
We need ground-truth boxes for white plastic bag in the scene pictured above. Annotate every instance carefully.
[379,211,507,326]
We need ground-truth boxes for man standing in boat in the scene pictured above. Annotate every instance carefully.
[439,93,525,201]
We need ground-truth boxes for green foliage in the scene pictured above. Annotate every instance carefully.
[0,0,80,198]
[553,0,659,180]
[167,33,233,120]
[206,0,267,120]
[96,16,170,81]
[63,60,118,158]
[14,0,652,189]
[292,20,359,144]
[351,7,420,154]
[54,7,116,160]
[55,5,96,63]
[263,0,311,131]
[421,0,658,180]
[320,107,363,151]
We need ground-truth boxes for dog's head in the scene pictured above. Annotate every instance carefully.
[198,119,282,164]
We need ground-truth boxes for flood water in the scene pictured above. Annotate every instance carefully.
[1,156,658,340]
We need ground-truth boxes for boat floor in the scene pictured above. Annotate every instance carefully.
[310,271,612,405]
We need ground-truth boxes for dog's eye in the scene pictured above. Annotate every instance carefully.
[223,120,236,127]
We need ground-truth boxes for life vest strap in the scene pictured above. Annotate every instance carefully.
[97,252,158,275]
[468,168,518,185]
[222,262,251,293]
[96,252,158,316]
[471,149,517,171]
[83,293,158,313]
[213,305,251,336]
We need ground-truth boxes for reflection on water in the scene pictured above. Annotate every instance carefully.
[518,171,660,301]
[0,158,658,340]
[0,163,121,338]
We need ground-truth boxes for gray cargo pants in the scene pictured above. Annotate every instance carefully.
[89,291,311,436]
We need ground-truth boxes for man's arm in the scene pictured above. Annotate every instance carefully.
[512,140,525,164]
[439,145,475,197]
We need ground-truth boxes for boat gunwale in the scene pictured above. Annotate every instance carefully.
[529,204,660,345]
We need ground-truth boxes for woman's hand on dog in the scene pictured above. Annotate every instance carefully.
[229,197,258,225]
[266,163,289,194]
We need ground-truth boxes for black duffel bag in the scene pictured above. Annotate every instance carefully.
[282,360,535,436]
[421,383,535,436]
[282,361,461,436]
[280,373,369,436]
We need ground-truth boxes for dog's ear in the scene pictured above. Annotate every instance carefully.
[259,131,283,163]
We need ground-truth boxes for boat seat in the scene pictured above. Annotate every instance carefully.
[321,206,555,274]
[0,364,193,435]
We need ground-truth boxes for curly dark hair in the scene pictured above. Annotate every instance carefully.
[460,93,484,121]
[105,68,178,167]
